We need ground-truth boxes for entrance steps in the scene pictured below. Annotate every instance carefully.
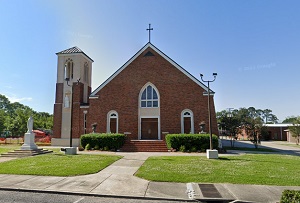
[1,149,53,158]
[121,140,168,152]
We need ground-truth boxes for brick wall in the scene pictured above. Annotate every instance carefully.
[81,47,218,140]
[53,83,63,138]
[267,127,288,141]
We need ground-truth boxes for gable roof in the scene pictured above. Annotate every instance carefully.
[56,46,94,62]
[90,42,213,96]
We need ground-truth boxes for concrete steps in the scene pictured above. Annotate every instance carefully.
[1,149,53,157]
[121,140,168,152]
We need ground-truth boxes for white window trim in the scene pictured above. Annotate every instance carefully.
[181,109,194,134]
[64,59,74,80]
[138,82,161,140]
[107,110,118,133]
[139,82,160,108]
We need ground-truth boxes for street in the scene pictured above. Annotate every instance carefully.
[0,190,194,203]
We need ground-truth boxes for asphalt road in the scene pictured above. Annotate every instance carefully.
[0,190,194,203]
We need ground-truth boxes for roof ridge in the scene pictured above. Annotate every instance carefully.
[90,43,211,96]
[56,46,94,62]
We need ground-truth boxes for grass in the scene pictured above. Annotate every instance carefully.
[278,143,300,148]
[0,144,20,154]
[0,144,61,154]
[224,146,277,152]
[0,153,122,176]
[135,154,300,186]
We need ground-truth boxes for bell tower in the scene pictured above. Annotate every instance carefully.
[52,46,93,147]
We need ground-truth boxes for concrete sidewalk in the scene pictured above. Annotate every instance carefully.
[0,151,299,203]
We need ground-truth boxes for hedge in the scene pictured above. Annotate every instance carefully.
[80,133,126,151]
[280,190,300,203]
[165,134,218,152]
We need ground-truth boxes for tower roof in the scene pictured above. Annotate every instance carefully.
[56,46,94,62]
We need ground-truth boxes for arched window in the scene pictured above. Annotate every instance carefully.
[181,109,194,134]
[83,62,89,82]
[64,59,73,80]
[107,111,118,133]
[140,85,159,108]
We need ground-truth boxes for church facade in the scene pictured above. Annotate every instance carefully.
[52,43,218,151]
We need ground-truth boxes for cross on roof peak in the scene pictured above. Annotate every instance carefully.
[146,24,153,43]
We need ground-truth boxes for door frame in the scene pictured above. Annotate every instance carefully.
[139,116,161,140]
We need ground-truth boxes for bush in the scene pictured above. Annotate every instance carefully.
[85,143,91,150]
[94,144,100,150]
[80,133,126,151]
[179,145,186,152]
[280,190,300,203]
[165,134,218,152]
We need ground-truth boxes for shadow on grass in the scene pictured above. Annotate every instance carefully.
[218,157,230,161]
[222,139,300,157]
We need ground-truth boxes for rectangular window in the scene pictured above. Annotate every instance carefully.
[141,101,146,107]
[147,101,152,107]
[153,101,158,107]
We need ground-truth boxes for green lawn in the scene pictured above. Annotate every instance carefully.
[0,153,122,176]
[0,144,62,154]
[135,154,300,186]
[0,144,20,154]
[279,143,300,148]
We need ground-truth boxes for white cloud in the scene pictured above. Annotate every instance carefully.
[6,96,33,103]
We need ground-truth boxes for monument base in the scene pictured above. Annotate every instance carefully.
[206,149,218,159]
[21,132,38,150]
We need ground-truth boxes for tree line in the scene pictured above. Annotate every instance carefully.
[217,107,300,146]
[217,107,278,147]
[0,94,53,137]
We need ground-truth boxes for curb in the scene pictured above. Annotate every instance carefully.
[0,187,196,202]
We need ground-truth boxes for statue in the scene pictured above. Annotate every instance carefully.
[199,121,206,134]
[92,123,97,133]
[27,116,34,133]
[21,116,38,150]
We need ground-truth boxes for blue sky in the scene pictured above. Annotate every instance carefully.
[0,0,299,122]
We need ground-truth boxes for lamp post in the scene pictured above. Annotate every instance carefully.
[65,77,80,150]
[200,73,217,154]
[65,78,73,148]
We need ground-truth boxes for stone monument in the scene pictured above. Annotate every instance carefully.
[21,116,38,150]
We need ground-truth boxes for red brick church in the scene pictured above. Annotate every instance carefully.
[52,42,218,151]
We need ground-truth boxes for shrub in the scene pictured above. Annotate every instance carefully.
[179,145,186,152]
[94,144,100,150]
[80,133,126,151]
[280,190,300,203]
[85,143,91,150]
[78,145,84,151]
[165,134,218,152]
[190,146,197,152]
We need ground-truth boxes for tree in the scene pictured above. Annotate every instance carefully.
[217,109,240,147]
[217,107,276,148]
[283,116,298,123]
[261,109,278,124]
[0,94,54,136]
[288,117,300,145]
[0,110,5,134]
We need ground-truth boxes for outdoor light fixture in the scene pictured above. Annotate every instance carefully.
[200,73,217,153]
